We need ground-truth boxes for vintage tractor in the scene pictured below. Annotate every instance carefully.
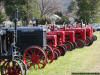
[47,30,67,57]
[46,24,68,55]
[59,26,77,51]
[85,25,97,41]
[0,8,27,75]
[66,26,86,48]
[76,24,97,46]
[47,35,60,59]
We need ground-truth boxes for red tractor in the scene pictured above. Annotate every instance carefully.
[47,30,67,57]
[85,25,97,41]
[76,24,97,46]
[66,26,86,48]
[58,26,77,51]
[47,35,62,59]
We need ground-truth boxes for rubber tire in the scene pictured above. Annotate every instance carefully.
[73,42,78,49]
[54,51,59,60]
[57,45,66,56]
[62,45,67,52]
[85,36,93,46]
[54,49,61,57]
[94,35,97,41]
[64,41,74,51]
[76,40,85,48]
[93,35,97,41]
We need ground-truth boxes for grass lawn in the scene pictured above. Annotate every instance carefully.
[27,32,100,75]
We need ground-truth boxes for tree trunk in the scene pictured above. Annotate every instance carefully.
[0,1,6,13]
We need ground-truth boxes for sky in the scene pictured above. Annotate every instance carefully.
[58,0,72,11]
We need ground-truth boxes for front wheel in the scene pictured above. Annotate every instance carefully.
[45,45,54,63]
[85,36,93,46]
[92,35,97,41]
[64,41,74,51]
[53,51,59,60]
[56,45,66,56]
[76,40,85,48]
[1,60,23,75]
[17,60,27,75]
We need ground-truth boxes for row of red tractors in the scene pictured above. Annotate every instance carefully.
[46,24,97,60]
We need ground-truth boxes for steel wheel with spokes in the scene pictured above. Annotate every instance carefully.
[17,60,27,75]
[23,46,47,69]
[1,60,23,75]
[45,45,54,63]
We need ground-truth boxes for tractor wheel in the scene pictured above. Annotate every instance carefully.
[94,35,97,41]
[92,35,97,41]
[85,36,93,46]
[73,42,77,49]
[0,60,1,64]
[0,59,5,65]
[23,46,47,69]
[64,41,74,51]
[45,45,54,63]
[54,49,61,57]
[56,45,66,56]
[1,60,23,75]
[0,59,6,69]
[17,60,27,75]
[62,45,67,52]
[53,51,59,60]
[76,40,85,48]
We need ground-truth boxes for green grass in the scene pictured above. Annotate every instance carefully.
[27,32,100,75]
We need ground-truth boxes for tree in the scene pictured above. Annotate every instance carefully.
[68,0,77,13]
[39,16,51,25]
[56,16,70,25]
[0,11,6,23]
[0,0,6,23]
[37,0,59,17]
[76,0,100,24]
[4,0,40,25]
